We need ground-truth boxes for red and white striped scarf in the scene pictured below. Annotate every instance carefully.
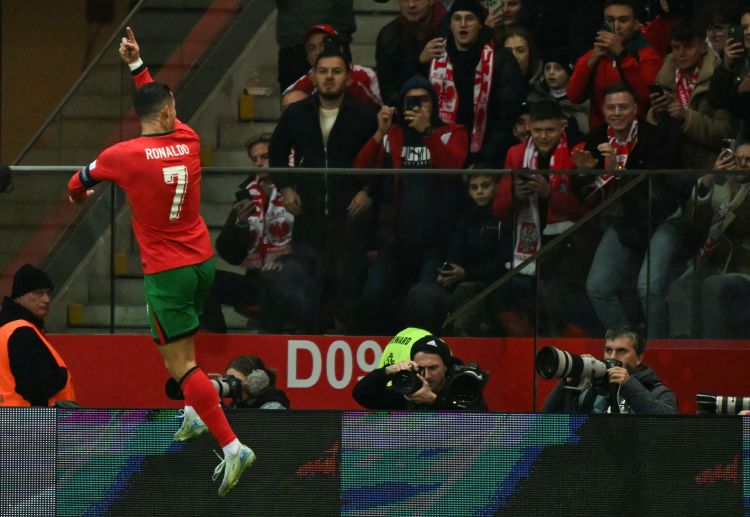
[429,40,494,153]
[595,119,639,190]
[675,61,701,109]
[512,133,573,274]
[240,177,294,269]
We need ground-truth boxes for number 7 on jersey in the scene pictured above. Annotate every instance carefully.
[163,165,188,221]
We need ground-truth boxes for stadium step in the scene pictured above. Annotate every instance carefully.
[68,300,254,330]
[15,1,401,332]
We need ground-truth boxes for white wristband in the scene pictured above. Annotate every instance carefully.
[128,58,144,71]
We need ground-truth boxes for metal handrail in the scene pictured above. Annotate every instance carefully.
[8,166,713,176]
[11,1,145,165]
[442,174,649,329]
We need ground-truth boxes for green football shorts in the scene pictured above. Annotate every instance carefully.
[143,258,215,344]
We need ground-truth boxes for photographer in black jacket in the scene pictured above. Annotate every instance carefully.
[353,328,488,411]
[542,325,678,414]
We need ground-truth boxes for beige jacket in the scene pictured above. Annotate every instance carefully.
[647,54,733,170]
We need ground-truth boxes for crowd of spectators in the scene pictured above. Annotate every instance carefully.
[218,0,750,340]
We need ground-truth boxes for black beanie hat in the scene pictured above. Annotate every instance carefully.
[11,264,53,299]
[410,335,453,368]
[449,0,485,20]
[542,48,574,76]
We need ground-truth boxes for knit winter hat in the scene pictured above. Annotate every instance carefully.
[410,334,453,368]
[449,0,485,20]
[541,48,574,76]
[11,264,53,299]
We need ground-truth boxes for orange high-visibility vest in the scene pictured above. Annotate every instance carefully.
[0,319,76,406]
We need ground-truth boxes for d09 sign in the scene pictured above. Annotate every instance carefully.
[287,339,382,389]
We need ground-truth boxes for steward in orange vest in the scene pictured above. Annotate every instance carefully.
[0,264,75,406]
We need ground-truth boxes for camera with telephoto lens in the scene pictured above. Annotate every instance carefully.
[446,363,490,408]
[212,374,244,402]
[165,374,244,403]
[696,393,750,415]
[391,366,426,395]
[535,346,621,390]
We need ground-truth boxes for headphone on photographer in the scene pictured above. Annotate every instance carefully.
[245,369,270,397]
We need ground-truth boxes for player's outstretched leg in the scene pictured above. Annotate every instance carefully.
[179,365,256,495]
[163,338,255,496]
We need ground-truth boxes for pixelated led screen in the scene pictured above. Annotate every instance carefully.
[0,410,744,516]
[341,413,742,516]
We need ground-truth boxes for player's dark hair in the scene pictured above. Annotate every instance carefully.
[133,82,173,120]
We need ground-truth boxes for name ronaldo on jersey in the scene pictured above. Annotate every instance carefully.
[145,144,190,160]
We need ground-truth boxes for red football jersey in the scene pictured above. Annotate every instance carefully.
[68,68,213,274]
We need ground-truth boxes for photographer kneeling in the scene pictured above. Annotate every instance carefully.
[352,328,488,411]
[541,325,678,414]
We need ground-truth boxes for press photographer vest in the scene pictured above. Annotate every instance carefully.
[0,320,76,406]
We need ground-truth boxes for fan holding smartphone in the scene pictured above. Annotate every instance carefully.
[402,93,432,134]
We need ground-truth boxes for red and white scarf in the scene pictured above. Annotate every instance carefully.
[595,120,639,189]
[429,41,494,153]
[675,61,701,109]
[240,177,294,270]
[512,133,573,275]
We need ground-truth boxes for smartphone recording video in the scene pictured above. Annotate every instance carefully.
[722,138,737,155]
[648,84,665,96]
[405,96,421,112]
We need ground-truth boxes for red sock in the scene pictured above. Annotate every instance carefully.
[181,368,237,447]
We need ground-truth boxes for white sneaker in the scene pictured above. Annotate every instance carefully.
[213,444,256,497]
[173,409,208,442]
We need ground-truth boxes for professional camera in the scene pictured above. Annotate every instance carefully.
[696,393,750,415]
[391,366,426,396]
[535,346,621,390]
[165,374,245,404]
[212,374,244,402]
[446,363,490,409]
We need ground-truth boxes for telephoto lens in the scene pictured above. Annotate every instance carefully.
[535,347,607,381]
[696,393,750,415]
[535,347,609,390]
